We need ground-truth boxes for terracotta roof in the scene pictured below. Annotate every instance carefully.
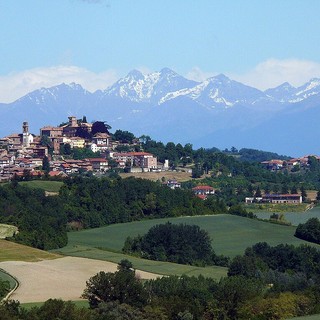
[192,185,215,191]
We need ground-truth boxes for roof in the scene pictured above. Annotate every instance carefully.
[192,185,215,191]
[264,194,301,198]
[93,133,110,138]
[87,158,108,162]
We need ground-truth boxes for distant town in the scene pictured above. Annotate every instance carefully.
[0,116,163,181]
[1,115,319,205]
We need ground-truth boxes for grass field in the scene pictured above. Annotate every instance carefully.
[254,206,320,226]
[288,315,320,320]
[18,180,63,193]
[53,214,320,278]
[0,269,17,290]
[21,300,89,310]
[0,240,61,262]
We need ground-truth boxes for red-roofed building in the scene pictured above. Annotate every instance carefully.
[87,158,109,172]
[111,152,157,170]
[192,185,215,199]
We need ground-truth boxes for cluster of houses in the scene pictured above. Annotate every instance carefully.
[0,117,160,181]
[261,155,320,172]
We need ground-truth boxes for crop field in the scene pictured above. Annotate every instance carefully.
[54,214,319,278]
[254,206,320,226]
[0,240,61,262]
[18,180,63,192]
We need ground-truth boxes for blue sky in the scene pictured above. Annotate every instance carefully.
[1,0,320,102]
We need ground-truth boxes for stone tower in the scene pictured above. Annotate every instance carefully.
[22,121,30,148]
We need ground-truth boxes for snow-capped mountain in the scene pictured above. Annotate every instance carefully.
[103,68,198,104]
[160,74,267,108]
[1,68,320,156]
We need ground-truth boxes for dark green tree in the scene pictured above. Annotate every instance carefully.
[82,262,147,309]
[42,155,50,173]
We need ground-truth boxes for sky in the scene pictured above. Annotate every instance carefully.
[1,0,320,103]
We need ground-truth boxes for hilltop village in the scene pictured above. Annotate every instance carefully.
[0,116,162,181]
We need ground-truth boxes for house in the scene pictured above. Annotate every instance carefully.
[87,158,109,172]
[0,156,10,168]
[192,185,215,195]
[69,137,85,149]
[261,159,284,171]
[111,152,157,170]
[263,194,302,204]
[166,179,181,189]
[91,133,111,152]
[40,126,63,138]
[48,171,68,178]
[5,133,21,145]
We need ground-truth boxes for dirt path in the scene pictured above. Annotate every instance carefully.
[0,256,160,303]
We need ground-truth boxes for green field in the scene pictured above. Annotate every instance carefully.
[254,206,320,226]
[21,300,89,310]
[53,214,319,278]
[0,269,17,290]
[18,180,63,193]
[288,315,320,320]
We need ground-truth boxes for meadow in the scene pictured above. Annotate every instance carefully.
[53,214,319,278]
[0,240,60,262]
[254,206,320,226]
[18,180,63,193]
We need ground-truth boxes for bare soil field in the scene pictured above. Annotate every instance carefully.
[0,256,160,303]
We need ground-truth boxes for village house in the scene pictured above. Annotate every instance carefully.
[87,158,109,172]
[111,152,157,171]
[166,179,181,189]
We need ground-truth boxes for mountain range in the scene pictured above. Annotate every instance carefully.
[1,68,320,156]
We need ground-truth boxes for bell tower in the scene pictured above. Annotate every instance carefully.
[22,121,30,147]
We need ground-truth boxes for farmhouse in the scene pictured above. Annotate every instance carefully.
[192,185,215,199]
[245,194,302,204]
[263,194,302,204]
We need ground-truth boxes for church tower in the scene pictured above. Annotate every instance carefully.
[22,121,30,147]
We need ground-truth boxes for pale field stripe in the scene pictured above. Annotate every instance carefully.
[0,256,160,303]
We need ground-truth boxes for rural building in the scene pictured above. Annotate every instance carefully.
[245,194,302,204]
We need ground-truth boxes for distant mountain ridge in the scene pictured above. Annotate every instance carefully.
[0,68,320,156]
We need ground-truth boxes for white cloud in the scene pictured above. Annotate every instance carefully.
[0,66,119,103]
[185,67,216,82]
[230,59,320,90]
[187,59,320,90]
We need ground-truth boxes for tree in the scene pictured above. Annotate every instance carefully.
[82,261,147,309]
[91,121,111,135]
[300,185,307,202]
[255,186,262,198]
[113,130,135,143]
[42,155,50,173]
